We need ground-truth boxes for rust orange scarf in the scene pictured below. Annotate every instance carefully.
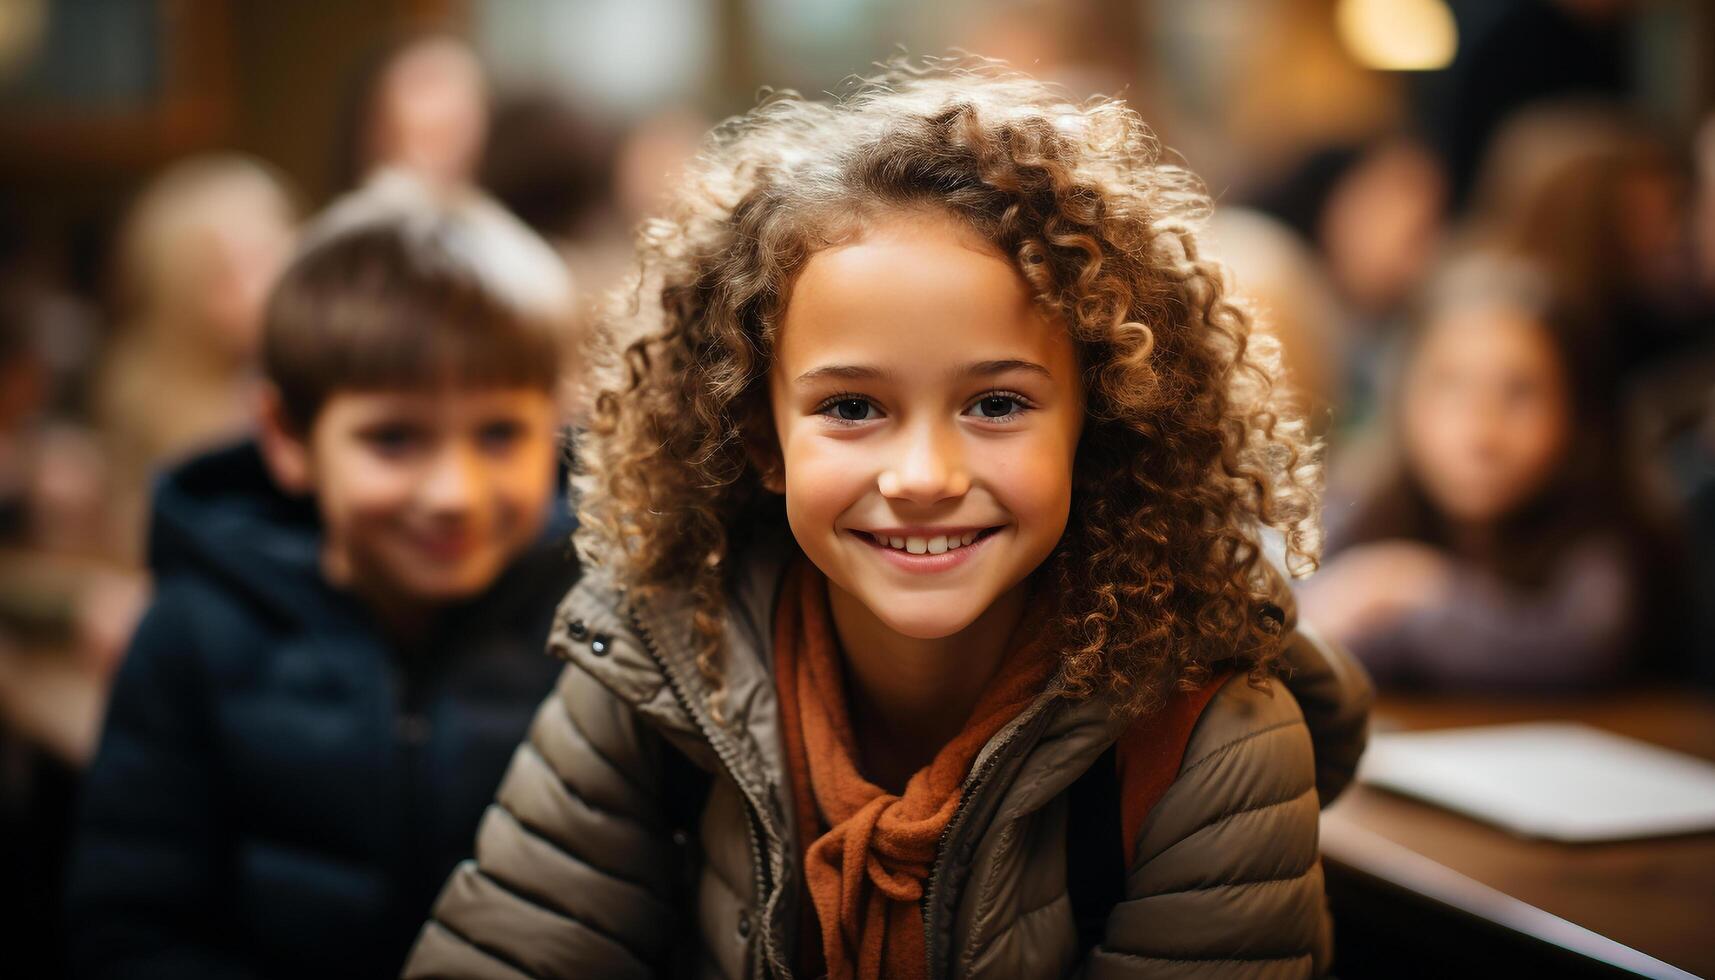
[774,560,1057,980]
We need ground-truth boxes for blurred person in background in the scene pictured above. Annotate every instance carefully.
[483,97,708,291]
[95,155,297,567]
[1656,373,1715,688]
[1639,115,1715,687]
[1301,253,1677,691]
[1248,136,1449,439]
[332,31,489,197]
[2,269,142,976]
[64,178,579,980]
[1467,102,1706,391]
[0,286,62,544]
[0,286,100,980]
[1206,207,1347,434]
[477,89,619,342]
[1695,114,1715,300]
[481,95,706,416]
[0,284,129,686]
[479,90,617,258]
[605,108,709,257]
[1421,0,1635,208]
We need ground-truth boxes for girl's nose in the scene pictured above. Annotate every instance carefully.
[878,423,970,502]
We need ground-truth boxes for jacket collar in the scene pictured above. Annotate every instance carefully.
[548,526,800,777]
[549,527,1362,812]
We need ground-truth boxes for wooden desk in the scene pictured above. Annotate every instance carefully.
[1321,690,1715,979]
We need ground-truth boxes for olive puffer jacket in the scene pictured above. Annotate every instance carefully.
[404,536,1372,979]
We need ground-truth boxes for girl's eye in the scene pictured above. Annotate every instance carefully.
[815,395,881,423]
[966,392,1033,421]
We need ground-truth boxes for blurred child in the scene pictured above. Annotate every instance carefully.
[1248,137,1449,437]
[1470,104,1703,388]
[1696,113,1715,299]
[65,180,579,979]
[1303,254,1659,690]
[96,155,297,564]
[406,60,1370,979]
[1206,206,1346,431]
[0,285,136,705]
[334,32,489,196]
[0,287,53,542]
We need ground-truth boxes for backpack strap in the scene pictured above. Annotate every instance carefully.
[1065,672,1236,954]
[658,744,714,980]
[1065,743,1123,955]
[659,742,713,837]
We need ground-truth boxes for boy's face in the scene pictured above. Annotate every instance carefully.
[271,386,561,612]
[767,211,1083,640]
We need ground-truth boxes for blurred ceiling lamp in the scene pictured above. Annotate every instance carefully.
[1336,0,1457,72]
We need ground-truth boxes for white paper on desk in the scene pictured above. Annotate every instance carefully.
[1357,722,1715,842]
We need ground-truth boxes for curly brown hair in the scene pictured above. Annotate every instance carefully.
[575,58,1321,719]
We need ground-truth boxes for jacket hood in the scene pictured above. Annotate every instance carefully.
[147,438,578,629]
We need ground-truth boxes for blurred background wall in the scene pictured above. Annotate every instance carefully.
[3,0,1710,300]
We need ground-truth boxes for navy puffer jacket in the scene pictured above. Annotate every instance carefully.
[65,440,577,979]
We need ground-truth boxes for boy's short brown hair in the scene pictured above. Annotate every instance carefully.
[263,176,573,431]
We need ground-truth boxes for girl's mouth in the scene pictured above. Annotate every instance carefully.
[846,526,1004,572]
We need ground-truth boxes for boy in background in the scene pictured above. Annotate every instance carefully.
[65,179,581,979]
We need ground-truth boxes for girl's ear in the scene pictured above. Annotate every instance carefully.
[737,396,787,493]
[255,383,313,495]
[749,443,786,494]
[743,426,786,495]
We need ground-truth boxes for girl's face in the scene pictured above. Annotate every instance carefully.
[1401,305,1571,527]
[767,212,1084,640]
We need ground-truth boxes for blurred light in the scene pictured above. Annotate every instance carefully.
[1336,0,1457,72]
[475,0,712,116]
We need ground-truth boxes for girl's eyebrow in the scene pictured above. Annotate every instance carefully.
[792,359,1053,387]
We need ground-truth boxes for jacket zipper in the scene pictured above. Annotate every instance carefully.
[920,698,1059,980]
[624,604,795,980]
[394,654,435,924]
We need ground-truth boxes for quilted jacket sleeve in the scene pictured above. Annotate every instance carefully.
[1082,625,1371,980]
[402,659,684,980]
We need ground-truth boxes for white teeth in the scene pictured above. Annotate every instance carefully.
[871,531,985,553]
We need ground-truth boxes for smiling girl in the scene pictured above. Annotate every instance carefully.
[407,60,1371,979]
